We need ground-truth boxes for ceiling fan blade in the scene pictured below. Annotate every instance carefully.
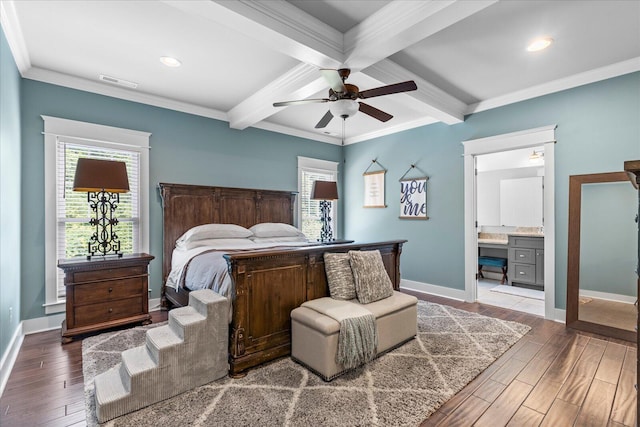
[314,110,334,128]
[358,102,393,122]
[273,98,329,107]
[358,81,417,99]
[320,69,347,93]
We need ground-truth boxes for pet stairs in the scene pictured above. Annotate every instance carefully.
[93,289,229,423]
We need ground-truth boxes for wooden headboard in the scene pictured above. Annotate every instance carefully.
[158,183,297,283]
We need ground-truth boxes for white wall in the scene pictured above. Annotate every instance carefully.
[477,166,543,226]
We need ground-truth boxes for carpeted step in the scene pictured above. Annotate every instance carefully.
[189,288,226,318]
[168,305,206,342]
[119,346,157,391]
[146,324,183,366]
[94,365,130,422]
[94,289,229,423]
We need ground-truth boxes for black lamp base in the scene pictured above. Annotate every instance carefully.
[318,200,333,242]
[86,189,124,259]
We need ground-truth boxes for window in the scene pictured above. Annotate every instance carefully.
[297,156,339,240]
[43,116,150,314]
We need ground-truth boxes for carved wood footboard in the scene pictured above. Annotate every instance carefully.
[159,182,405,377]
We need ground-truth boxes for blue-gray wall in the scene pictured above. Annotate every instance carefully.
[19,79,343,320]
[0,27,22,359]
[344,72,640,309]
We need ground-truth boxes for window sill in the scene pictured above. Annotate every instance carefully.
[43,300,65,315]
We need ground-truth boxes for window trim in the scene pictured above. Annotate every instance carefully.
[42,116,151,314]
[297,156,339,239]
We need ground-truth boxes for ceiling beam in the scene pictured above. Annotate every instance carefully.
[227,63,327,130]
[344,0,497,71]
[163,0,344,68]
[165,0,490,130]
[365,59,466,124]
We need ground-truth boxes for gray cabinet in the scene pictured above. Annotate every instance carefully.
[508,236,544,290]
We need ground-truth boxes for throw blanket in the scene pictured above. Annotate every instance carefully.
[302,298,378,369]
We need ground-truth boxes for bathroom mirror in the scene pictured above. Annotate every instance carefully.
[567,171,637,342]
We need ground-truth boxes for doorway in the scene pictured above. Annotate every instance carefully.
[475,147,545,316]
[462,125,557,320]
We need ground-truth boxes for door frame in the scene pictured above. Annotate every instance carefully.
[462,125,557,320]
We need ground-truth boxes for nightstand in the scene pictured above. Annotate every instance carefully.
[58,253,154,343]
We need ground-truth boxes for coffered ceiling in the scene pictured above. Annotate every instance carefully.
[2,0,639,145]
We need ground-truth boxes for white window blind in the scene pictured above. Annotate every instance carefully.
[297,157,339,241]
[55,140,141,297]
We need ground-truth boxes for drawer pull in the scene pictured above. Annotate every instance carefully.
[519,254,525,258]
[108,308,113,313]
[519,272,525,275]
[108,287,113,293]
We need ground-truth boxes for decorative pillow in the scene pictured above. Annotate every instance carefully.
[250,236,309,243]
[249,222,304,238]
[175,238,256,251]
[324,252,357,300]
[176,224,253,246]
[349,250,394,304]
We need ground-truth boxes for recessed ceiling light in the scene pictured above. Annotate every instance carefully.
[160,56,181,67]
[527,37,553,52]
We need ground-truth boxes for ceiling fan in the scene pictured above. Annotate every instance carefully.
[273,68,418,129]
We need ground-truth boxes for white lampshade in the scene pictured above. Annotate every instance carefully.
[330,99,359,119]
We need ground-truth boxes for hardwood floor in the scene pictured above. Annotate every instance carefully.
[0,294,636,426]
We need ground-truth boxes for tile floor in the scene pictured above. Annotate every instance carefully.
[476,279,545,317]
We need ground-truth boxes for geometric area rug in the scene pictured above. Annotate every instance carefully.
[83,301,530,426]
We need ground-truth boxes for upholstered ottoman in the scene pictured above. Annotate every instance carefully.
[290,291,418,381]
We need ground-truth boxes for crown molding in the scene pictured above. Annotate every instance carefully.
[467,57,640,114]
[23,67,228,122]
[345,116,438,145]
[256,120,341,146]
[0,0,31,73]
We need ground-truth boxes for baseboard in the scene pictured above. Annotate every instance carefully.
[553,309,566,324]
[1,296,163,397]
[400,279,467,301]
[579,290,636,304]
[0,323,23,398]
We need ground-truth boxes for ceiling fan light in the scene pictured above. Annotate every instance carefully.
[330,99,359,119]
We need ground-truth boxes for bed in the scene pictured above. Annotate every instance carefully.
[160,183,406,377]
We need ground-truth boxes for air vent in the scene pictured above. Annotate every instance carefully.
[98,74,138,89]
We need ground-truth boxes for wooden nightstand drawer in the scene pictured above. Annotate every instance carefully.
[74,277,145,305]
[74,297,144,327]
[74,265,146,282]
[58,253,154,343]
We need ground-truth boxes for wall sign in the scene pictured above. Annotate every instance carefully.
[364,170,386,208]
[400,177,428,219]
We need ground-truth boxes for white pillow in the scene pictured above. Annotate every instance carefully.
[176,238,256,251]
[176,224,253,245]
[249,223,303,238]
[250,236,309,243]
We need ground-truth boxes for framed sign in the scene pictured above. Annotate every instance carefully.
[400,177,428,219]
[364,170,386,208]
